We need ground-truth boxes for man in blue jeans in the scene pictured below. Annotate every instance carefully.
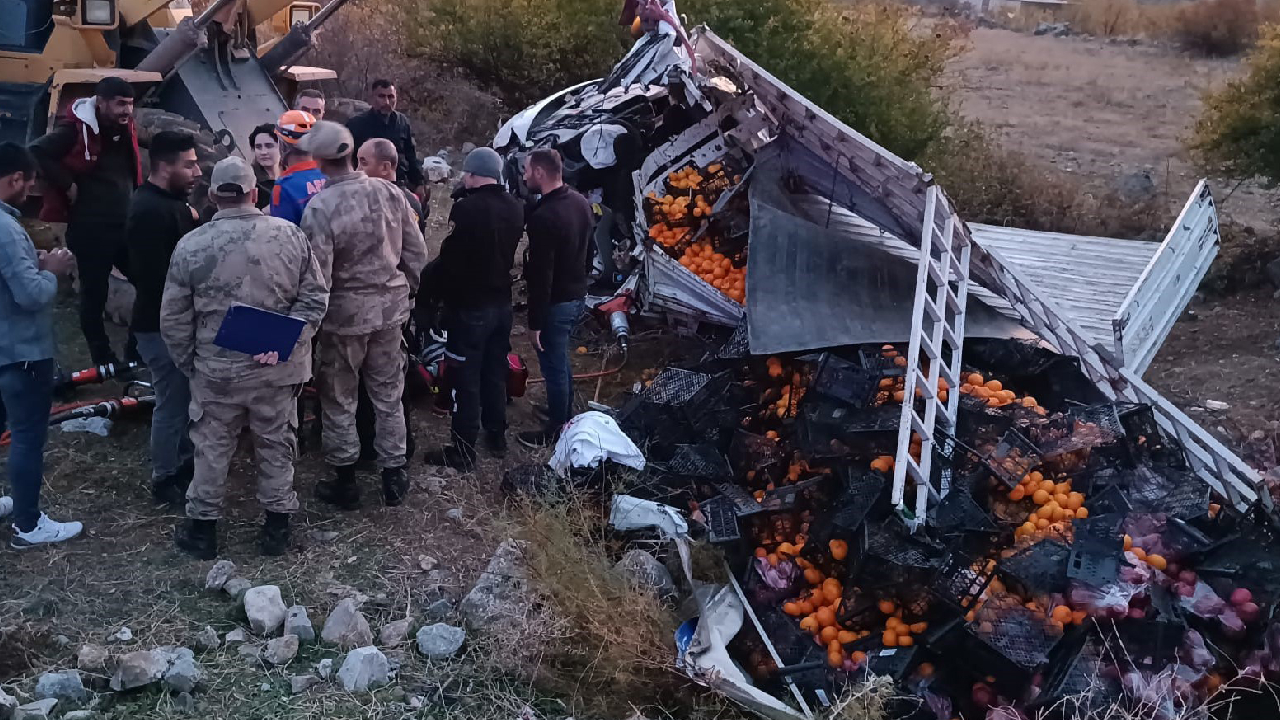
[0,142,84,548]
[518,148,593,449]
[125,131,202,505]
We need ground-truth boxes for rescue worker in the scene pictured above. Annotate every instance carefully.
[299,122,428,509]
[270,110,324,225]
[345,80,425,197]
[162,157,329,559]
[422,148,524,469]
[518,148,593,449]
[29,76,142,367]
[124,131,202,506]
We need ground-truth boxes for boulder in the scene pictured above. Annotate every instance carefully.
[1114,169,1156,203]
[13,700,57,720]
[285,606,315,644]
[336,647,390,692]
[0,689,17,720]
[424,598,454,623]
[321,599,373,649]
[224,629,247,644]
[223,578,252,600]
[614,550,677,599]
[110,650,167,691]
[445,508,465,524]
[192,626,219,652]
[204,560,236,591]
[161,648,203,693]
[109,627,133,643]
[315,658,334,680]
[460,539,532,632]
[379,619,412,647]
[289,675,320,695]
[35,670,87,706]
[415,623,465,660]
[264,635,300,666]
[243,586,288,635]
[76,644,109,672]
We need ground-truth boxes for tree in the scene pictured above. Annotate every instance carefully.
[1189,24,1280,186]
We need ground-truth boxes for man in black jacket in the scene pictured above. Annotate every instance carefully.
[517,148,593,449]
[124,131,202,506]
[345,80,424,198]
[422,148,524,469]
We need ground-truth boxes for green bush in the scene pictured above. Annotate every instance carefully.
[1190,24,1280,186]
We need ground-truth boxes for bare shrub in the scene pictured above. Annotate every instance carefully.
[307,0,503,149]
[928,123,1166,239]
[1170,0,1261,56]
[1200,221,1280,294]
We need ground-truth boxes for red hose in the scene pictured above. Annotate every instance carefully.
[0,399,124,446]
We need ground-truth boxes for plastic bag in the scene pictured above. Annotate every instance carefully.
[1069,580,1145,620]
[549,411,646,476]
[1178,581,1227,619]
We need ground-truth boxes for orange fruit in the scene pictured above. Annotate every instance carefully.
[852,650,868,664]
[1009,486,1026,501]
[899,635,915,647]
[816,607,836,628]
[1032,489,1050,505]
[1130,547,1147,561]
[777,542,797,557]
[804,568,825,586]
[820,626,840,644]
[985,380,1003,392]
[1146,554,1168,571]
[799,616,819,633]
[1123,534,1133,551]
[967,373,985,386]
[1040,480,1056,494]
[829,539,849,561]
[882,630,898,647]
[878,599,897,615]
[838,630,857,644]
[783,602,803,617]
[1076,507,1089,519]
[1054,493,1070,507]
[827,651,843,668]
[909,622,928,634]
[755,547,767,558]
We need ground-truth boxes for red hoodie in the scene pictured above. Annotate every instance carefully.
[32,97,142,223]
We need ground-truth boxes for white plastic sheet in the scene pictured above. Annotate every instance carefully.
[547,411,646,477]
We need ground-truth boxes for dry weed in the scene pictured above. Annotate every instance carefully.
[1170,0,1262,56]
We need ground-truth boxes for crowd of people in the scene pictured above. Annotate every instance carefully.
[0,76,596,556]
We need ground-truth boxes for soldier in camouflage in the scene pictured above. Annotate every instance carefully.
[298,121,428,509]
[161,156,330,560]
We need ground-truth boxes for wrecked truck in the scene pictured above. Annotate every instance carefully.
[495,14,1274,720]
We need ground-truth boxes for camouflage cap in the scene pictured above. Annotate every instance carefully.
[209,156,255,197]
[297,120,355,160]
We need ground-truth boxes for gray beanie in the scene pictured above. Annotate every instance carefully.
[462,147,504,182]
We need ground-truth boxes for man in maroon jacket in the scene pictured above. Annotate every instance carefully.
[30,77,143,367]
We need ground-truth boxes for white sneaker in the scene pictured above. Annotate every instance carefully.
[11,513,84,550]
[0,496,12,519]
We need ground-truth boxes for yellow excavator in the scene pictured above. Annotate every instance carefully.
[0,0,351,183]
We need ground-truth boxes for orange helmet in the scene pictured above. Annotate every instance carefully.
[276,110,316,145]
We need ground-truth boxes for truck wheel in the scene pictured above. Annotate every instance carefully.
[134,108,230,216]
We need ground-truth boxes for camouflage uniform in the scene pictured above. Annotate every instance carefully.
[160,206,330,519]
[301,171,428,469]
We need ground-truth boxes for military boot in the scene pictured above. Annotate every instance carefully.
[261,512,291,556]
[174,518,217,560]
[381,466,410,507]
[316,464,361,511]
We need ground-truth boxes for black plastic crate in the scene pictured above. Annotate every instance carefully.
[1117,402,1188,469]
[794,399,900,462]
[715,482,765,517]
[703,497,742,543]
[659,444,731,479]
[998,540,1072,596]
[728,429,788,483]
[957,394,1016,446]
[807,352,881,409]
[863,643,922,682]
[932,487,998,535]
[930,542,996,614]
[1194,524,1280,605]
[859,344,907,377]
[1128,465,1211,520]
[687,382,754,451]
[985,427,1042,488]
[1099,585,1186,670]
[715,316,751,360]
[1027,631,1118,716]
[930,607,1059,696]
[800,470,884,571]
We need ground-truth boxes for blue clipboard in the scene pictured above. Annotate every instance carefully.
[213,304,306,362]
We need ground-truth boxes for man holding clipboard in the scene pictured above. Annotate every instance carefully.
[160,156,329,560]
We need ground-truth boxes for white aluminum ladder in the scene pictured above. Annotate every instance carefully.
[892,186,972,526]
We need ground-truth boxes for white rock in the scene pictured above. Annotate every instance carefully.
[418,555,438,572]
[321,598,373,649]
[204,560,236,591]
[289,675,320,695]
[445,508,465,524]
[110,650,167,691]
[76,644,109,672]
[238,643,263,660]
[264,635,299,666]
[307,530,340,544]
[415,623,465,659]
[223,578,252,599]
[614,550,677,599]
[62,712,96,720]
[13,699,57,720]
[285,606,315,643]
[315,658,334,680]
[192,626,219,652]
[244,586,288,635]
[109,627,133,643]
[224,628,247,644]
[161,647,203,693]
[379,619,412,647]
[337,646,390,692]
[0,689,17,720]
[1205,400,1231,411]
[35,670,87,706]
[460,539,531,632]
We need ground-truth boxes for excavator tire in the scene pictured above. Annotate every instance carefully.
[134,107,230,216]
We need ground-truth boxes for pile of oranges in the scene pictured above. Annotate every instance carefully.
[678,242,746,304]
[965,588,1087,636]
[648,222,691,249]
[1010,472,1090,541]
[667,164,711,190]
[959,372,1048,416]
